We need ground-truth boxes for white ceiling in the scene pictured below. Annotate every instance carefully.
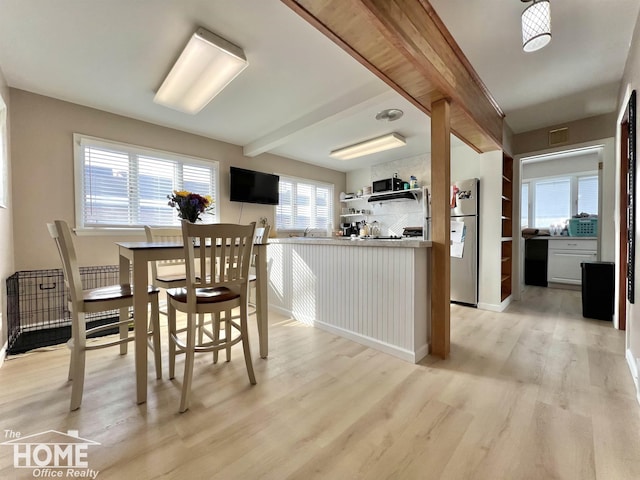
[0,0,637,172]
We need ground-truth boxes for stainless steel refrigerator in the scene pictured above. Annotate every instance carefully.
[425,178,479,306]
[450,178,479,306]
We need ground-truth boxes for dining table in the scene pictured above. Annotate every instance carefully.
[116,239,269,404]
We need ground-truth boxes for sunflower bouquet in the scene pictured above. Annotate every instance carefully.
[167,190,214,223]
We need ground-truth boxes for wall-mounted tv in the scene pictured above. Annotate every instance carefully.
[229,166,280,205]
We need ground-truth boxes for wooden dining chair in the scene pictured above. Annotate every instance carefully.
[48,220,162,411]
[249,225,270,311]
[209,224,268,363]
[144,226,188,292]
[167,221,256,412]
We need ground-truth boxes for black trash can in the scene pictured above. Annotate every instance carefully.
[581,262,615,321]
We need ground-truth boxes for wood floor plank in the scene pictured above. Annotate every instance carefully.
[0,286,638,479]
[512,401,596,480]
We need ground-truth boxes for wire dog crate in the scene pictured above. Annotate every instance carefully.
[7,266,125,354]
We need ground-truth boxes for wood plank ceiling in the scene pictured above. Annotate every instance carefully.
[281,0,504,153]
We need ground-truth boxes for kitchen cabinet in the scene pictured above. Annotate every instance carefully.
[524,238,548,286]
[547,238,597,285]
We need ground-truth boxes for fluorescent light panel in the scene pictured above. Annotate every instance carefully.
[154,28,248,114]
[330,133,406,160]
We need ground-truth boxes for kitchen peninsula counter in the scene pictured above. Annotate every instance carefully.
[267,236,431,363]
[269,236,431,248]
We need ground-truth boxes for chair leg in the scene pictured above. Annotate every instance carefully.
[119,307,129,355]
[69,349,86,411]
[197,313,204,345]
[239,303,256,385]
[225,309,232,362]
[180,313,197,413]
[68,343,76,381]
[168,301,177,380]
[150,293,162,380]
[70,312,87,411]
[213,312,220,364]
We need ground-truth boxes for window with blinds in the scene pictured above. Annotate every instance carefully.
[521,173,599,229]
[74,134,218,228]
[276,176,334,230]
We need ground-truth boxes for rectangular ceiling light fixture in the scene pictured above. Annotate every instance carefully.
[154,27,248,114]
[329,133,406,160]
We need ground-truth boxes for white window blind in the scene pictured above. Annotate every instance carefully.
[75,135,218,228]
[534,178,570,227]
[578,175,598,214]
[276,176,334,230]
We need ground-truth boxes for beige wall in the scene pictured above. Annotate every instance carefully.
[0,68,12,355]
[10,89,345,270]
[502,122,514,157]
[511,113,617,155]
[618,8,640,398]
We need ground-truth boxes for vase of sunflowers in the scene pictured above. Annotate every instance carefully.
[167,190,214,223]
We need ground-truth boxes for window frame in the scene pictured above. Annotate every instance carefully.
[0,93,7,209]
[73,134,219,234]
[521,171,598,229]
[275,174,334,232]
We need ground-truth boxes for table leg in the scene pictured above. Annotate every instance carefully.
[255,245,268,358]
[119,254,130,356]
[132,253,150,404]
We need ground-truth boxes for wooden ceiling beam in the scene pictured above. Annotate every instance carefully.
[282,0,504,153]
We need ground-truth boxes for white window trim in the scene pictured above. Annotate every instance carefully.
[275,173,334,233]
[0,93,7,209]
[73,134,219,234]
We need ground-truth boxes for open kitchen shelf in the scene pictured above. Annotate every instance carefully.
[366,188,422,203]
[342,188,422,205]
[501,154,514,302]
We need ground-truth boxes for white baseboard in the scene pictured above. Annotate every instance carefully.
[626,348,640,406]
[269,304,429,363]
[314,320,429,363]
[478,295,514,313]
[267,304,293,319]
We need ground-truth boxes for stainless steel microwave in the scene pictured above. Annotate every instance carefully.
[372,177,404,193]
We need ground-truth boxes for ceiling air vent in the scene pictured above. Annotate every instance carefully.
[548,127,569,146]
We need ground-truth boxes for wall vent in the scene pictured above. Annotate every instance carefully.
[548,127,569,146]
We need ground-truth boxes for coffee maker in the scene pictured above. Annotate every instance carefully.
[341,222,358,236]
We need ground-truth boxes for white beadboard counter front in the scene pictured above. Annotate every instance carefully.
[267,237,432,363]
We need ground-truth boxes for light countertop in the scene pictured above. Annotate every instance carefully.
[269,236,431,248]
[527,236,597,240]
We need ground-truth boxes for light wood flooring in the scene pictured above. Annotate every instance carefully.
[0,286,639,479]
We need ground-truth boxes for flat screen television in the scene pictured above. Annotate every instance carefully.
[229,166,280,205]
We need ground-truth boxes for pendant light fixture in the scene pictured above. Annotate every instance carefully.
[521,0,551,53]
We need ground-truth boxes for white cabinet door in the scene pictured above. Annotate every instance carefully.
[547,249,597,285]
